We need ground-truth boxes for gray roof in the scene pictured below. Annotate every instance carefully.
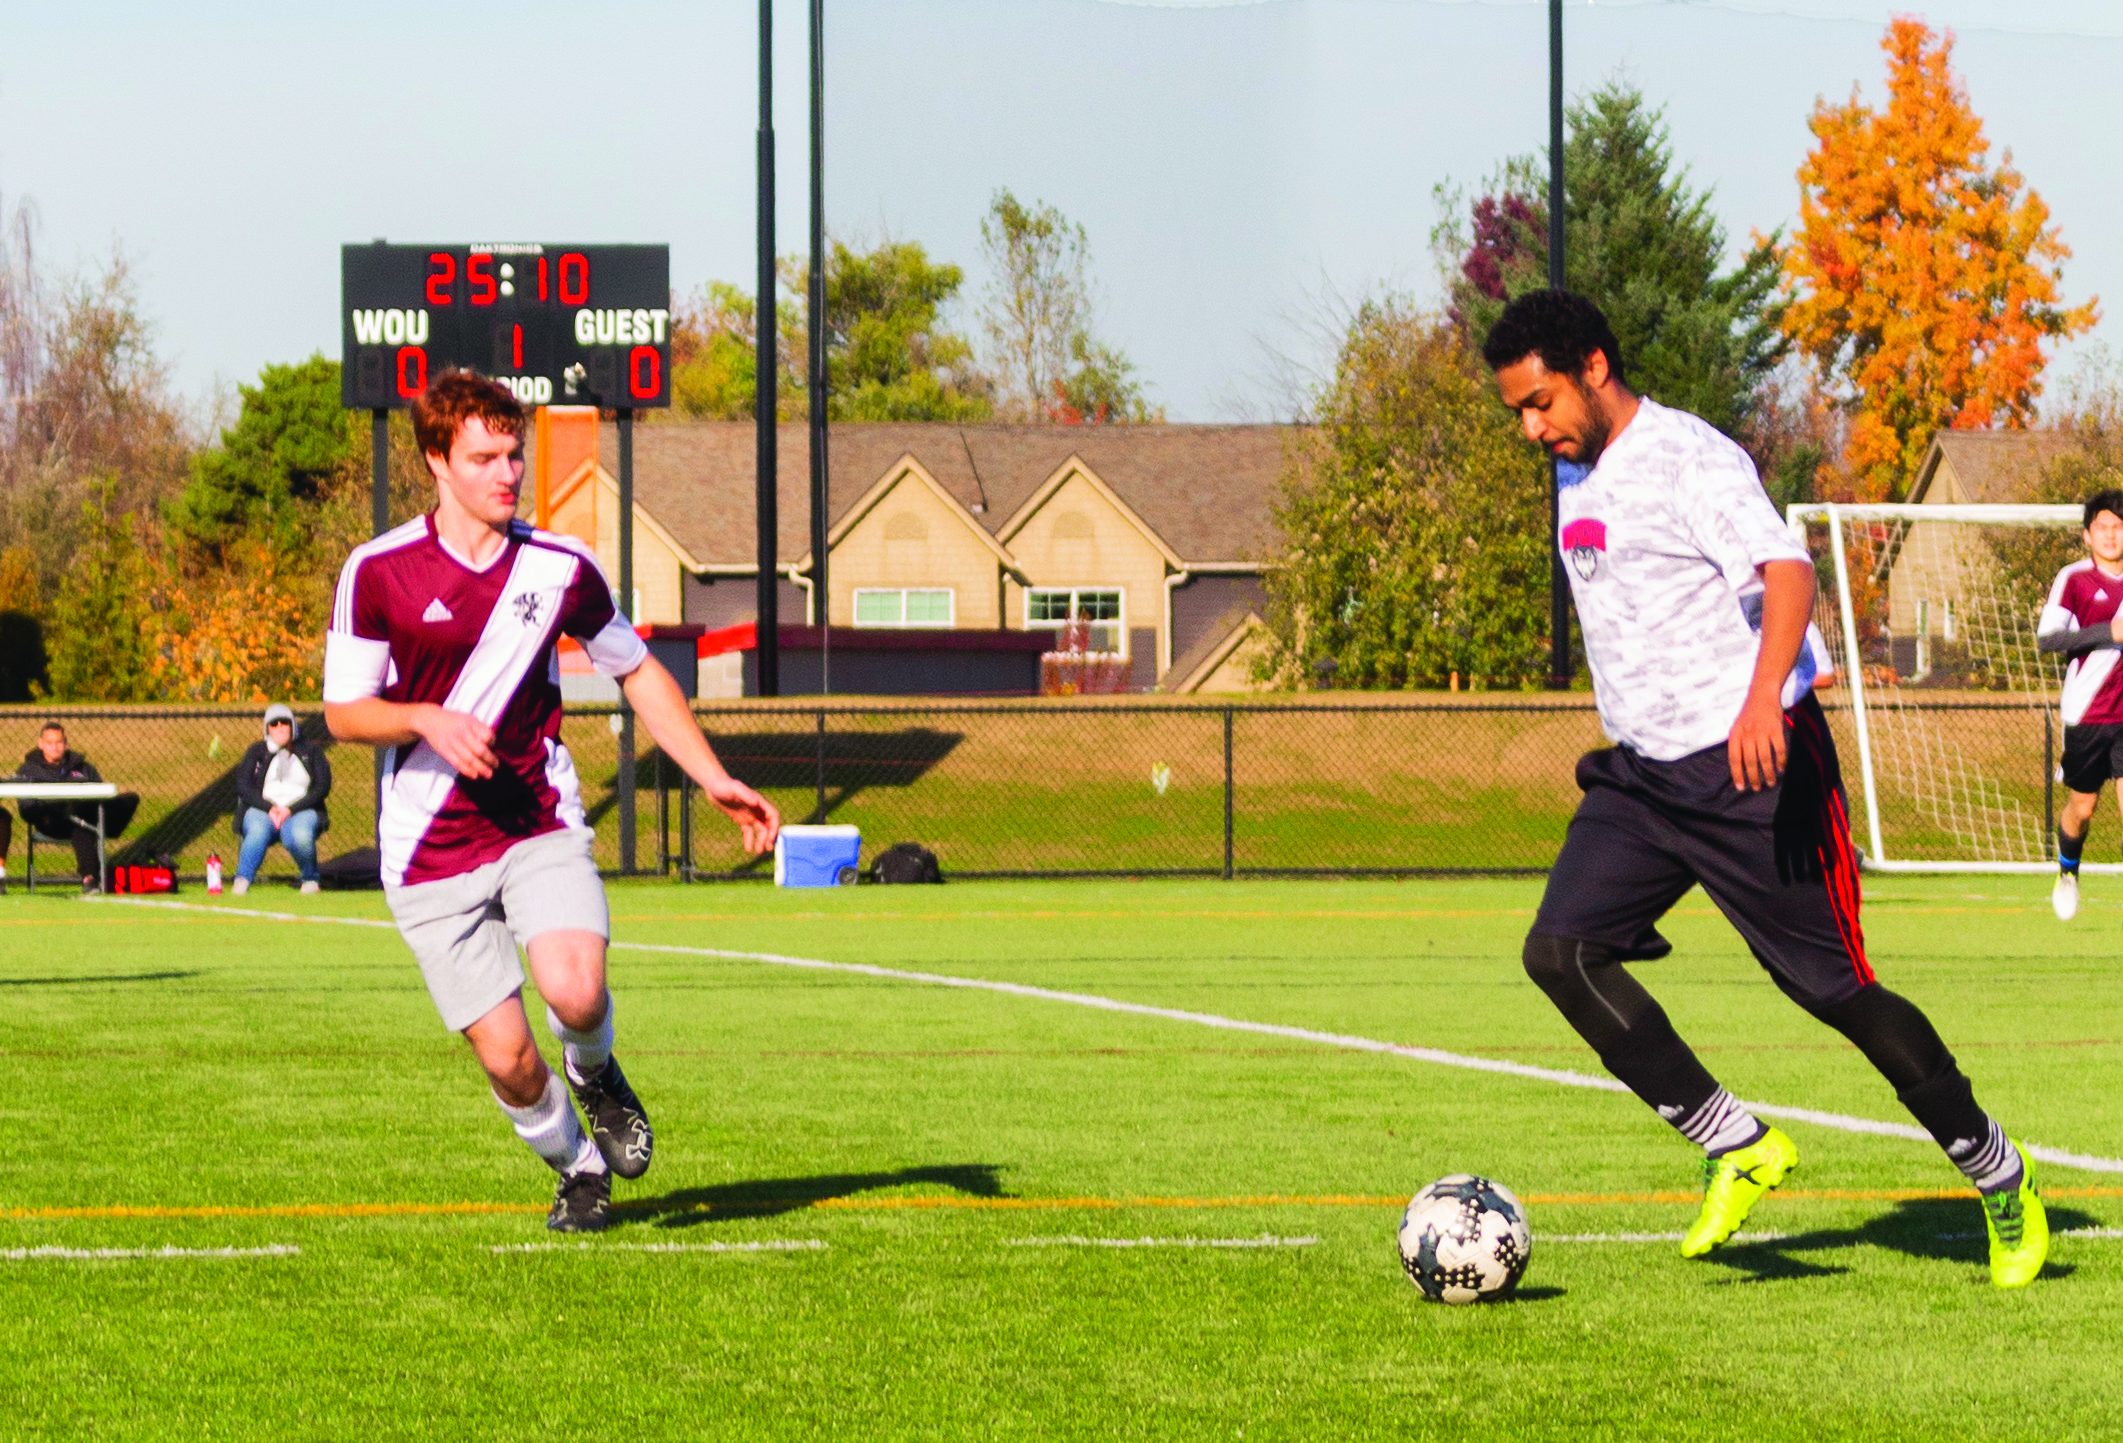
[593,422,1302,569]
[1912,430,2076,504]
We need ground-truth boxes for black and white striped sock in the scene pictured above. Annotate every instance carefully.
[1673,1088,1767,1157]
[1948,1119,2022,1194]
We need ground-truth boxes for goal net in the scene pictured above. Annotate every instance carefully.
[1787,502,2103,873]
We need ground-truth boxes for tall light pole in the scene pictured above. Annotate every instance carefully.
[755,0,781,696]
[1547,0,1573,689]
[808,0,830,693]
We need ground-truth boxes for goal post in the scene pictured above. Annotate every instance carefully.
[1785,501,2115,874]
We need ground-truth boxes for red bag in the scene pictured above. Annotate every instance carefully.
[109,864,177,894]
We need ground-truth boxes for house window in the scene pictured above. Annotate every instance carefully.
[1027,587,1125,654]
[853,587,955,628]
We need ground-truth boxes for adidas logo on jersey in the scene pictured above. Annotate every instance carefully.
[422,598,453,623]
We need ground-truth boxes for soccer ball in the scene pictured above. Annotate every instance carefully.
[1397,1174,1531,1304]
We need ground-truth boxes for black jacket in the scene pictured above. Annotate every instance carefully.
[16,747,102,784]
[234,738,332,831]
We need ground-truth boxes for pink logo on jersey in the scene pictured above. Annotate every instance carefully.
[1560,517,1608,580]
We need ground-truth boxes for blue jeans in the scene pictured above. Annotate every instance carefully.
[237,807,322,883]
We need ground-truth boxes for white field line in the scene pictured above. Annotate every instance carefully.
[0,1244,299,1261]
[104,898,2123,1176]
[1543,1232,1772,1244]
[1008,1234,1318,1249]
[1546,1227,2123,1245]
[489,1239,826,1255]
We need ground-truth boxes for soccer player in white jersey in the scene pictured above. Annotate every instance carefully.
[2035,490,2123,921]
[323,370,780,1231]
[1484,290,2046,1286]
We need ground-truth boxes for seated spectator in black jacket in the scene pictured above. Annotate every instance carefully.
[16,722,141,891]
[232,704,332,895]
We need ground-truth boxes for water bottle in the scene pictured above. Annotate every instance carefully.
[206,852,223,895]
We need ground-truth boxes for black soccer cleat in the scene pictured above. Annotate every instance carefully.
[548,1165,612,1233]
[567,1056,654,1179]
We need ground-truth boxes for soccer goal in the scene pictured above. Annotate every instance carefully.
[1786,501,2111,874]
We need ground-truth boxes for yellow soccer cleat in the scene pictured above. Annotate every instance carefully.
[1681,1125,1799,1259]
[1982,1143,2048,1289]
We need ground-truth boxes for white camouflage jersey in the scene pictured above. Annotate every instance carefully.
[1558,398,1834,761]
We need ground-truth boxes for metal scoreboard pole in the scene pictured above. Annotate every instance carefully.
[371,410,389,536]
[1546,0,1574,690]
[755,0,781,697]
[617,409,636,873]
[808,0,830,695]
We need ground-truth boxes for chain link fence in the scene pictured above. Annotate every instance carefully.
[0,696,2066,886]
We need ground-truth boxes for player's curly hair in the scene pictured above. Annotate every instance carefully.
[412,369,526,459]
[2084,490,2123,530]
[1480,289,1628,388]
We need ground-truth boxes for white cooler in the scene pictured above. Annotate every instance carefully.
[774,825,862,887]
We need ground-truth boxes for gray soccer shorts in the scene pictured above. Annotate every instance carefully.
[383,827,609,1032]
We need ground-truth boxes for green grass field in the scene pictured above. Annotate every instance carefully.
[4,875,2120,1441]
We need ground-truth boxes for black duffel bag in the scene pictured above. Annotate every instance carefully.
[869,842,943,884]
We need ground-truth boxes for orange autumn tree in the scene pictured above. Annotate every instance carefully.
[1780,17,2095,501]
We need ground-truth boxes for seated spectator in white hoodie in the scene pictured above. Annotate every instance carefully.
[232,704,332,895]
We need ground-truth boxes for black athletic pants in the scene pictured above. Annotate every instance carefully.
[19,793,140,882]
[1522,695,1991,1154]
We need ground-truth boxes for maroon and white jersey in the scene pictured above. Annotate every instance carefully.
[322,515,648,886]
[2039,560,2123,725]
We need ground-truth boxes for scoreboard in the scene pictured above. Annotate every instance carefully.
[340,242,671,410]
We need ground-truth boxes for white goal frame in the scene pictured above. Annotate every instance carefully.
[1785,502,2112,874]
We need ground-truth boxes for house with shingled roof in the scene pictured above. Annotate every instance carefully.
[534,418,1299,693]
[1880,430,2078,644]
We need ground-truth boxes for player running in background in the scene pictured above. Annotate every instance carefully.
[324,370,779,1232]
[1483,290,2047,1287]
[2035,490,2123,922]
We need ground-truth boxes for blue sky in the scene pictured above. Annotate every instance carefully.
[6,0,2121,422]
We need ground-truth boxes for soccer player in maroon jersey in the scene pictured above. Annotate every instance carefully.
[2036,490,2123,921]
[323,370,779,1231]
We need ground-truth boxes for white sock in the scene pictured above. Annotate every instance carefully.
[547,996,615,1084]
[1675,1088,1766,1157]
[1949,1118,2022,1194]
[494,1073,605,1175]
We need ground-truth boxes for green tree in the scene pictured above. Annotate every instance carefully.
[44,483,156,700]
[1979,394,2123,621]
[1436,81,1782,439]
[0,543,46,701]
[1051,331,1156,425]
[169,354,355,562]
[978,190,1155,423]
[797,239,993,422]
[669,282,781,421]
[667,240,996,423]
[0,254,192,599]
[1260,303,1553,689]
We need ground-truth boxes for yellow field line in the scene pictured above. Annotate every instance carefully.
[609,903,2031,924]
[10,1185,2121,1223]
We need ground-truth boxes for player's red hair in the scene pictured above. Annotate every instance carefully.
[412,369,526,459]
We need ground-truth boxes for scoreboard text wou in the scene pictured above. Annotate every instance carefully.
[349,309,430,346]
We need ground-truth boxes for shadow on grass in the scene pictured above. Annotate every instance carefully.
[622,1162,1010,1229]
[1491,1284,1565,1305]
[1703,1196,2095,1284]
[0,969,199,987]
